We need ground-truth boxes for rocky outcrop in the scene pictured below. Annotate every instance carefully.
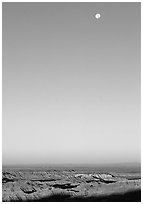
[20,184,37,194]
[74,173,117,183]
[93,173,117,183]
[2,172,17,183]
[51,183,79,189]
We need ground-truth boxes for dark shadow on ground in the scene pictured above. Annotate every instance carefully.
[11,189,141,202]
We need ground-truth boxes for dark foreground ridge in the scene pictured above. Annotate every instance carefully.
[12,189,141,202]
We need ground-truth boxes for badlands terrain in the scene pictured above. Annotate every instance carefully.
[2,165,141,202]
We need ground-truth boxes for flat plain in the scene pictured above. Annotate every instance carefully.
[2,164,141,202]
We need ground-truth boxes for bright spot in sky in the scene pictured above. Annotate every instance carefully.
[95,13,101,19]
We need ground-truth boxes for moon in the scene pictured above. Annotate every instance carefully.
[95,13,101,19]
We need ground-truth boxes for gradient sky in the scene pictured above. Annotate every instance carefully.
[2,3,141,165]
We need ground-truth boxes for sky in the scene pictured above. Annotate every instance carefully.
[2,2,141,165]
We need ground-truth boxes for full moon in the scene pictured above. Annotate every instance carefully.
[95,13,101,19]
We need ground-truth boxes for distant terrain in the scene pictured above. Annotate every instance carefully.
[2,164,141,202]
